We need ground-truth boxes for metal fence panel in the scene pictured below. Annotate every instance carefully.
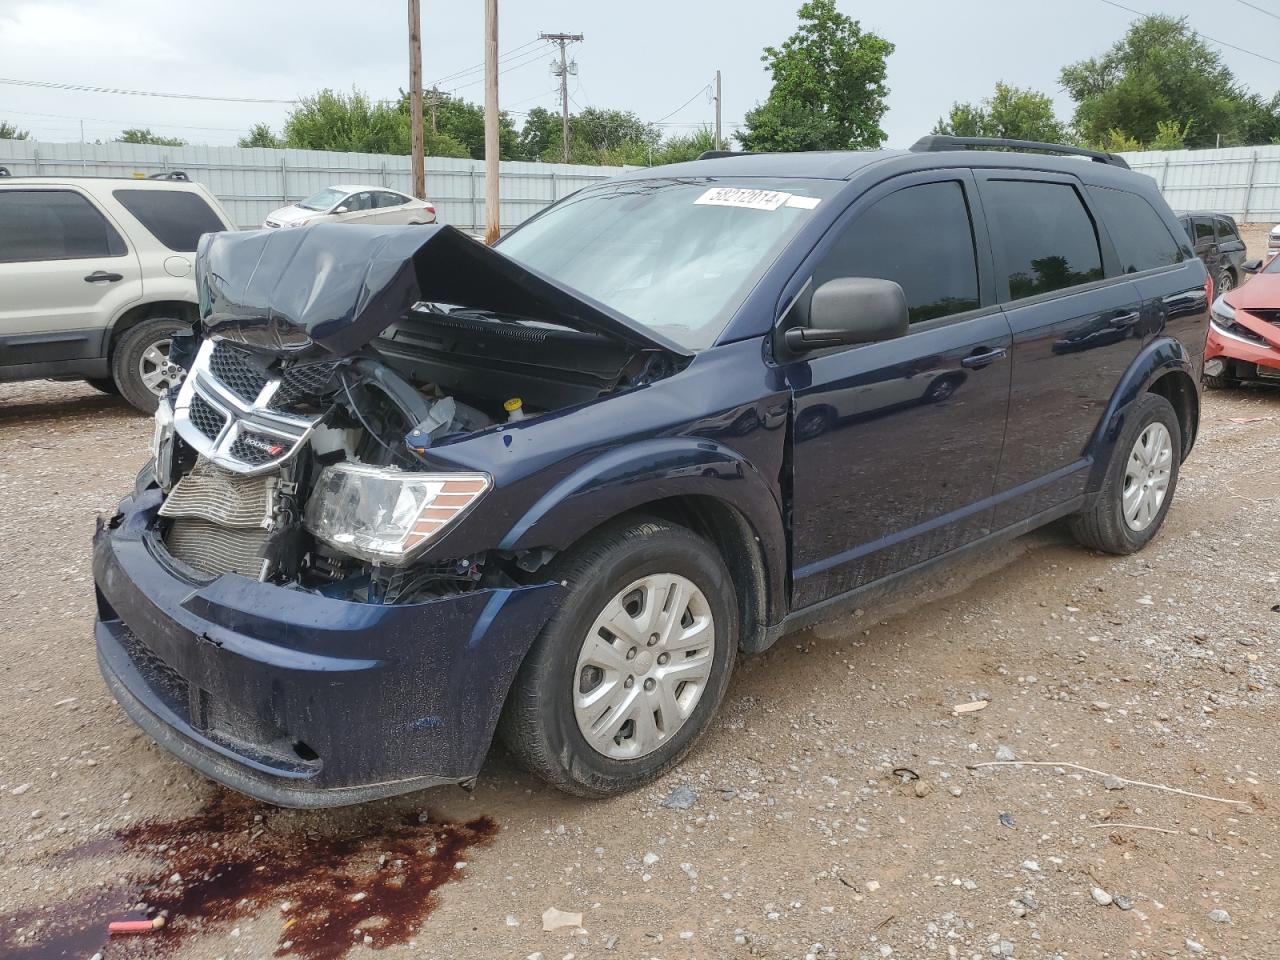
[0,138,629,231]
[1120,145,1280,223]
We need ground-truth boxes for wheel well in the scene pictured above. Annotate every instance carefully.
[1147,370,1198,459]
[552,496,774,655]
[107,301,197,359]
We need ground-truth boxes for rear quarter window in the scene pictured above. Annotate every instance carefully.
[0,188,127,263]
[1090,187,1183,274]
[112,188,226,252]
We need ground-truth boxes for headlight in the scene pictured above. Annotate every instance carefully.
[1211,295,1234,324]
[303,463,490,565]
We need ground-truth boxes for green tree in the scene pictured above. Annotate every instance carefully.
[737,0,894,152]
[1060,15,1244,148]
[515,107,558,160]
[237,122,282,148]
[653,127,717,165]
[117,128,186,147]
[0,121,29,140]
[933,81,1069,143]
[281,88,467,158]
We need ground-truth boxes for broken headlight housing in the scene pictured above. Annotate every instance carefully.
[151,394,177,491]
[303,463,490,565]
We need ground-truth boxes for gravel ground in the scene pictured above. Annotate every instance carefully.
[1,367,1278,960]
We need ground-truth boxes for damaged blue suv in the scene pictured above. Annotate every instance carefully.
[94,137,1209,806]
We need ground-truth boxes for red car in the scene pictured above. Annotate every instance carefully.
[1205,257,1280,389]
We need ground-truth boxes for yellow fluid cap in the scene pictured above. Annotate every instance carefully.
[503,397,523,412]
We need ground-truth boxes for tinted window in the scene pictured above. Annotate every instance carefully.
[376,191,407,208]
[113,189,225,252]
[1193,218,1215,242]
[983,180,1104,300]
[0,189,126,263]
[815,180,980,324]
[1215,217,1239,242]
[1091,187,1182,274]
[1179,218,1192,241]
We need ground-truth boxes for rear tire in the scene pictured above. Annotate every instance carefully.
[1217,269,1235,296]
[1070,393,1181,555]
[1202,371,1239,390]
[110,317,189,413]
[497,518,737,797]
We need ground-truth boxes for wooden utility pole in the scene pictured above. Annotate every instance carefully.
[408,0,425,200]
[540,32,583,164]
[484,0,500,243]
[714,70,722,151]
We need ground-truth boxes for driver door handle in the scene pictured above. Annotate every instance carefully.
[84,271,123,283]
[960,346,1009,369]
[1109,311,1141,329]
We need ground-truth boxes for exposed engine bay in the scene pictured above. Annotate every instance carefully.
[149,222,687,603]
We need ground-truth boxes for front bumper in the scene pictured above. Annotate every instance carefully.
[93,488,564,807]
[1206,322,1280,380]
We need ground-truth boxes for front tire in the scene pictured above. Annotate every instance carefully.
[497,518,737,797]
[1217,268,1235,297]
[1070,393,1181,555]
[110,317,189,413]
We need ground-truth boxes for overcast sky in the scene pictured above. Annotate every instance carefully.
[1,0,1277,150]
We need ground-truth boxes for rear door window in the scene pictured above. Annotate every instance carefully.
[1193,218,1216,244]
[1214,218,1239,243]
[112,189,225,252]
[814,180,980,324]
[1089,187,1183,274]
[0,189,127,263]
[981,180,1104,300]
[375,191,408,208]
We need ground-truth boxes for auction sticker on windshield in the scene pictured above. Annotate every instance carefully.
[695,187,794,211]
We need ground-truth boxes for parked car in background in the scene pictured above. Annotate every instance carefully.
[264,185,436,229]
[0,175,235,411]
[1204,256,1280,388]
[1177,211,1247,295]
[1268,222,1280,253]
[95,136,1208,808]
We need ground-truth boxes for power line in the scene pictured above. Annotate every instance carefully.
[0,76,297,104]
[427,37,546,88]
[446,46,554,94]
[1233,0,1280,22]
[0,106,245,133]
[654,83,712,124]
[1094,0,1280,66]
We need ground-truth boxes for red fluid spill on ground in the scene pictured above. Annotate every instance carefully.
[4,791,497,960]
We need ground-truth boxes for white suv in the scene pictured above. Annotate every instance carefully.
[0,175,236,411]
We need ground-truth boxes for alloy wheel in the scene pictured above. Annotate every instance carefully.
[137,338,186,396]
[1122,421,1173,531]
[573,574,715,760]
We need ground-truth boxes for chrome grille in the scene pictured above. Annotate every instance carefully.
[173,340,321,476]
[187,393,227,442]
[269,360,340,410]
[208,343,269,403]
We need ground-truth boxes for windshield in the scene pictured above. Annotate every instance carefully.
[497,177,839,350]
[297,187,347,212]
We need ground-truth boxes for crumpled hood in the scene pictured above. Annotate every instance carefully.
[195,223,690,359]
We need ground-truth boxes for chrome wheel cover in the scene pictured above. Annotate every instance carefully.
[573,573,715,760]
[138,338,186,396]
[1122,421,1173,531]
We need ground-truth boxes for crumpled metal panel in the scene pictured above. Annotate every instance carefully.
[194,222,688,360]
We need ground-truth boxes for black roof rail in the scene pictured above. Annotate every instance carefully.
[696,150,749,160]
[147,170,190,181]
[910,135,1130,170]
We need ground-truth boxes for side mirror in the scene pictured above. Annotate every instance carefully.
[334,205,350,214]
[1243,258,1263,274]
[783,277,909,354]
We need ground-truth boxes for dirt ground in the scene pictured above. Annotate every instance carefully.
[2,370,1279,960]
